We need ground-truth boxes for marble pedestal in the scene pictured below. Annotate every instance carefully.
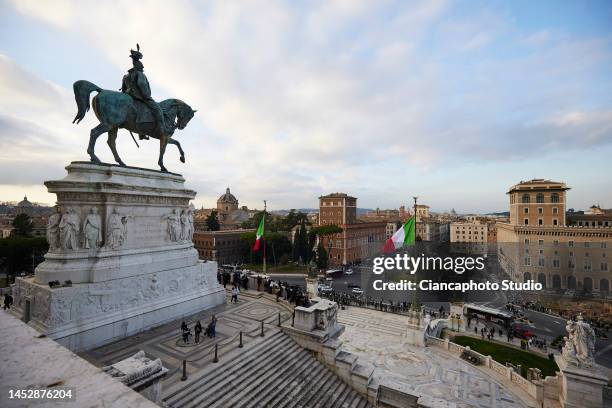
[555,355,608,408]
[11,162,225,351]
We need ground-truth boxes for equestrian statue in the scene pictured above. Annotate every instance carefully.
[72,44,197,172]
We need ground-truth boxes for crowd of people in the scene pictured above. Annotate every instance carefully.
[318,289,448,318]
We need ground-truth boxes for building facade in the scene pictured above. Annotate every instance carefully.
[450,220,488,254]
[318,193,386,266]
[497,179,612,295]
[193,229,253,265]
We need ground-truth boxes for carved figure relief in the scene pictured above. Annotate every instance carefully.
[59,208,80,250]
[163,209,181,242]
[180,209,189,241]
[187,209,194,241]
[46,205,62,251]
[83,207,103,249]
[106,208,130,250]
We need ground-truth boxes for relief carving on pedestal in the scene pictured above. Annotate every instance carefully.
[59,208,80,250]
[46,205,62,251]
[83,207,103,249]
[163,209,181,242]
[106,208,130,250]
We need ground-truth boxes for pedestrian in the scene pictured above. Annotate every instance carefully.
[3,293,13,310]
[209,314,217,338]
[194,320,202,343]
[231,285,240,303]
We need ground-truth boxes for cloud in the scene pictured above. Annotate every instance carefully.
[2,0,612,210]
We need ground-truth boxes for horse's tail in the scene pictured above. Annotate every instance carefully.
[72,80,101,124]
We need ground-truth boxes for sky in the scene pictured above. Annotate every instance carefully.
[0,0,611,213]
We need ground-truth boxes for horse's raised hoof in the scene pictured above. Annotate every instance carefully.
[180,156,185,163]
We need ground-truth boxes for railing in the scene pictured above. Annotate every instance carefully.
[177,311,292,381]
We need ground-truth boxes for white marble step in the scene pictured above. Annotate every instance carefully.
[164,331,372,408]
[164,331,287,406]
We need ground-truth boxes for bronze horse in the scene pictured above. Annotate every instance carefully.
[72,80,196,172]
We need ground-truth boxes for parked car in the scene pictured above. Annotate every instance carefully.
[351,287,364,295]
[318,284,333,293]
[344,269,354,275]
[512,324,536,339]
[325,276,333,281]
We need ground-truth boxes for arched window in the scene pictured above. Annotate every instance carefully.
[523,272,531,282]
[583,277,593,293]
[522,194,530,203]
[536,193,544,203]
[552,275,561,289]
[567,276,577,289]
[537,273,546,289]
[551,193,559,203]
[600,279,609,294]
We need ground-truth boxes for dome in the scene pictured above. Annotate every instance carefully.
[17,195,33,208]
[217,187,238,205]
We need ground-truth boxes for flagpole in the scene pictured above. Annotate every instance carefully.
[263,200,267,275]
[412,196,419,310]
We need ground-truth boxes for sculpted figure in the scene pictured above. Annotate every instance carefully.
[562,314,596,367]
[187,209,194,241]
[83,207,102,249]
[180,209,189,240]
[59,208,80,250]
[163,209,181,242]
[106,208,129,250]
[72,44,196,172]
[46,205,62,250]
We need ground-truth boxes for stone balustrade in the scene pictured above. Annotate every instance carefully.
[427,335,555,404]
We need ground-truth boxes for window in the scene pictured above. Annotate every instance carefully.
[538,258,545,267]
[602,243,607,249]
[585,242,590,248]
[524,239,530,245]
[584,261,592,271]
[602,263,608,272]
[553,259,560,268]
[538,218,543,226]
[568,259,575,269]
[553,240,559,246]
[551,193,559,203]
[524,218,529,225]
[538,239,544,246]
[524,207,529,214]
[536,193,544,203]
[569,241,574,248]
[538,207,543,214]
[553,219,558,226]
[522,194,530,203]
[524,257,531,266]
[553,207,558,215]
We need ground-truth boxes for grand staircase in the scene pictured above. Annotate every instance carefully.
[163,330,372,408]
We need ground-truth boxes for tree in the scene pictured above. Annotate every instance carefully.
[292,220,310,264]
[0,236,48,283]
[205,210,220,231]
[11,213,33,237]
[316,241,328,270]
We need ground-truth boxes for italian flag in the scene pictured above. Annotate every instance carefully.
[252,214,265,251]
[383,216,416,254]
